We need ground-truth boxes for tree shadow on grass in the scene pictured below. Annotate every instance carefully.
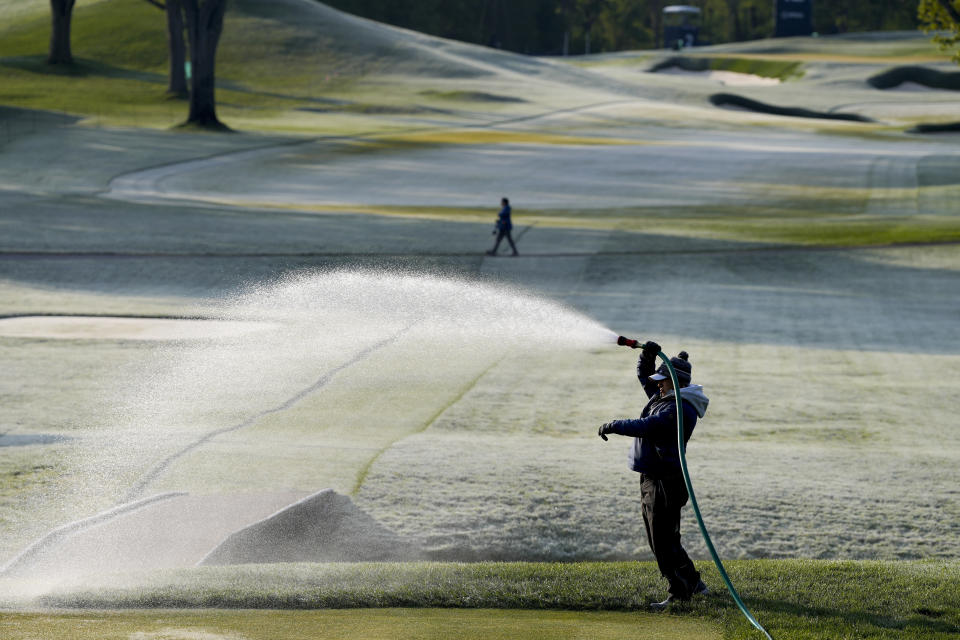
[709,93,873,122]
[0,105,80,127]
[0,54,394,112]
[0,55,167,84]
[742,596,960,637]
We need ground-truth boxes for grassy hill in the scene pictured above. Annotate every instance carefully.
[1,1,954,133]
[0,0,623,131]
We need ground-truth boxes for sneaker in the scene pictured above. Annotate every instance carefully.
[651,581,708,611]
[650,595,679,611]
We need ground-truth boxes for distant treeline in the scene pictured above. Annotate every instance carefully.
[320,0,919,55]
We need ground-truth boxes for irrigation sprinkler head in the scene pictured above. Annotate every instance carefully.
[617,335,642,349]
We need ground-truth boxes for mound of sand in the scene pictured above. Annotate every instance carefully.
[200,489,423,565]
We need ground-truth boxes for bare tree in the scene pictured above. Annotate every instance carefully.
[48,0,77,65]
[165,0,188,96]
[646,0,667,49]
[578,0,608,54]
[722,0,742,41]
[182,0,229,129]
[142,0,188,97]
[557,0,609,54]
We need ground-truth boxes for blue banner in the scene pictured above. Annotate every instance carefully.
[775,0,813,37]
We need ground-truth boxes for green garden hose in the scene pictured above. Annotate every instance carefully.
[658,350,775,640]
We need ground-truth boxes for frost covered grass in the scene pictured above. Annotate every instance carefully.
[2,7,960,640]
[6,560,957,640]
[1,247,958,567]
[220,200,960,248]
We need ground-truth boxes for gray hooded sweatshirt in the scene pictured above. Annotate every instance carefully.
[607,384,709,477]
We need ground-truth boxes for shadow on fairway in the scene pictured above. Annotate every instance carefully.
[709,93,873,122]
[0,55,167,83]
[2,222,958,355]
[742,596,960,637]
[868,66,960,91]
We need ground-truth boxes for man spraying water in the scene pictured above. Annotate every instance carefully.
[598,339,710,610]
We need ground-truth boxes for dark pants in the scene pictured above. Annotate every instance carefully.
[641,473,701,598]
[490,229,517,255]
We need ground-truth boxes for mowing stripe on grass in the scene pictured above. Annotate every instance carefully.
[351,357,502,495]
[122,322,418,502]
[0,608,722,640]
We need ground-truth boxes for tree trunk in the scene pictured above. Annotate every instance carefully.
[649,1,664,49]
[183,0,229,130]
[166,0,188,97]
[48,0,76,65]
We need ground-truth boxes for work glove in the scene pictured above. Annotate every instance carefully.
[642,340,661,359]
[638,340,661,379]
[598,422,616,441]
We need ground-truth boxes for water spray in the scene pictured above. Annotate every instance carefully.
[616,337,774,640]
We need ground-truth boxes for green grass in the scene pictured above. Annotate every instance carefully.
[687,213,960,247]
[10,560,957,639]
[0,608,719,640]
[0,0,394,129]
[707,57,804,80]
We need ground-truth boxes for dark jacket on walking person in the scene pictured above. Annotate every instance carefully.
[487,197,518,256]
[598,341,710,609]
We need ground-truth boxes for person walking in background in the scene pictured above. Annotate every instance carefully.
[598,341,710,610]
[486,197,518,256]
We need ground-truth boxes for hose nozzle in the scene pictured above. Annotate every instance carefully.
[617,335,641,349]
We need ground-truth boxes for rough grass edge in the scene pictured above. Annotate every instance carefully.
[6,560,957,639]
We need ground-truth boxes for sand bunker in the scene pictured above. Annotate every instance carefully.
[657,67,781,86]
[0,316,274,341]
[201,489,423,565]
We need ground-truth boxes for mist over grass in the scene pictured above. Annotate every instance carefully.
[6,560,957,639]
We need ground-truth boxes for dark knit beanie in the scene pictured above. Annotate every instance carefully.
[650,351,692,386]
